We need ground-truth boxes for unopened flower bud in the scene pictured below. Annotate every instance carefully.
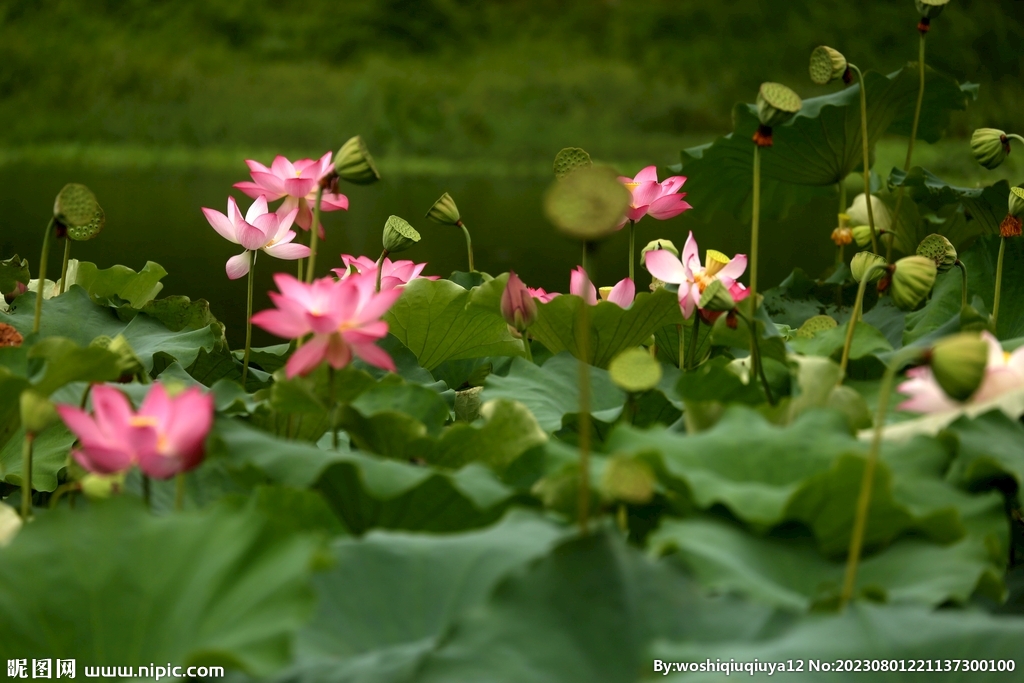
[928,332,988,402]
[847,194,892,235]
[971,128,1010,170]
[851,252,888,283]
[4,281,28,305]
[753,83,802,147]
[890,255,937,310]
[809,46,849,85]
[382,215,421,254]
[608,347,662,394]
[80,472,126,499]
[640,239,679,259]
[916,0,949,20]
[333,135,380,185]
[500,271,537,333]
[426,192,461,226]
[916,234,957,273]
[20,389,57,435]
[698,279,736,312]
[552,147,593,180]
[54,183,104,241]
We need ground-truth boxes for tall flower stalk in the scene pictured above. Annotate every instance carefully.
[995,188,1024,331]
[32,218,54,334]
[847,64,880,254]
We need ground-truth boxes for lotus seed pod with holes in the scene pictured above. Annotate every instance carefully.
[890,256,937,310]
[599,455,656,505]
[796,315,838,339]
[915,0,949,19]
[756,82,802,128]
[80,472,126,499]
[971,128,1010,170]
[381,215,421,254]
[543,165,632,241]
[809,46,848,85]
[19,389,57,435]
[609,347,662,393]
[847,194,892,235]
[698,279,736,312]
[426,192,461,225]
[916,234,957,273]
[53,183,102,236]
[552,147,593,180]
[334,135,380,185]
[929,332,988,402]
[66,205,105,241]
[641,239,679,259]
[851,252,888,283]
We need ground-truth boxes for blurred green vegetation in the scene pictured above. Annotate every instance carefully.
[0,0,1022,164]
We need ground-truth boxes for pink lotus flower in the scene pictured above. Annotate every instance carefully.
[898,332,1024,413]
[251,272,401,378]
[618,166,692,228]
[570,267,635,307]
[56,384,214,479]
[527,287,559,303]
[643,231,748,319]
[235,153,349,236]
[501,271,538,331]
[332,254,438,292]
[202,196,311,279]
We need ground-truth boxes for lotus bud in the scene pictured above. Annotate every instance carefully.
[916,234,957,273]
[426,192,462,226]
[809,46,849,85]
[851,252,888,283]
[53,183,104,240]
[1001,187,1024,238]
[599,455,655,505]
[971,128,1010,170]
[4,281,28,305]
[847,193,892,235]
[0,502,21,547]
[915,0,949,19]
[19,389,57,435]
[80,472,126,499]
[640,238,679,259]
[753,82,802,147]
[890,255,937,310]
[552,147,593,180]
[333,135,380,185]
[500,271,537,334]
[0,322,23,347]
[698,279,736,312]
[544,164,632,241]
[608,347,662,393]
[928,332,988,402]
[381,215,421,254]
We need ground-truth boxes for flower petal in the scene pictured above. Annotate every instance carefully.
[285,335,330,378]
[718,253,748,281]
[202,208,238,244]
[647,194,692,220]
[643,249,686,284]
[226,252,251,280]
[633,166,659,183]
[264,241,311,261]
[606,278,635,308]
[245,196,270,224]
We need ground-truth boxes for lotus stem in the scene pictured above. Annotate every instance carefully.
[577,247,593,535]
[750,145,761,301]
[738,311,774,405]
[849,64,879,255]
[581,241,590,274]
[628,219,636,281]
[839,264,888,382]
[32,218,54,334]
[522,335,533,364]
[840,347,920,609]
[887,35,927,262]
[48,482,77,510]
[457,221,475,272]
[175,473,185,511]
[375,250,388,293]
[59,238,71,295]
[1007,133,1024,146]
[20,432,34,519]
[956,260,968,311]
[305,186,325,283]
[993,237,1006,332]
[241,250,255,387]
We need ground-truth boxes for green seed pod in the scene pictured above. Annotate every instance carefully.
[698,279,736,312]
[80,472,126,499]
[958,303,991,333]
[971,128,1010,170]
[890,255,937,310]
[640,238,679,259]
[20,389,57,435]
[929,332,988,402]
[851,252,888,283]
[756,82,803,128]
[599,455,655,505]
[1009,187,1024,218]
[851,225,875,248]
[552,147,593,180]
[915,0,949,19]
[916,234,957,273]
[54,183,104,240]
[425,192,461,225]
[381,215,421,254]
[609,347,662,393]
[809,46,848,85]
[543,164,631,241]
[334,135,380,185]
[796,315,838,339]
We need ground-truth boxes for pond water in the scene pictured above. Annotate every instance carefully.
[0,164,839,347]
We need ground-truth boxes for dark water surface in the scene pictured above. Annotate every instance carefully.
[0,165,837,347]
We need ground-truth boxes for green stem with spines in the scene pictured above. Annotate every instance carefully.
[142,474,151,510]
[838,263,888,382]
[20,433,34,519]
[375,250,388,293]
[628,220,636,281]
[305,186,325,283]
[522,336,533,363]
[458,221,475,272]
[241,250,256,387]
[848,64,879,255]
[887,35,927,262]
[993,237,1006,332]
[32,218,55,334]
[59,238,71,295]
[840,346,921,608]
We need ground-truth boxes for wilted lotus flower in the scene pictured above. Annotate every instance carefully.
[202,196,310,279]
[617,166,691,228]
[235,153,350,235]
[333,254,437,292]
[643,231,748,318]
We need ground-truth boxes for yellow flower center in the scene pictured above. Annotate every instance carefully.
[693,271,715,293]
[623,182,641,189]
[129,416,169,452]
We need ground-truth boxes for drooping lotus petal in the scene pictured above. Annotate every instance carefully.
[226,252,251,280]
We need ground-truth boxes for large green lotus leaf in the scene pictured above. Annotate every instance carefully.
[385,278,522,370]
[287,511,568,683]
[678,66,974,222]
[0,422,74,491]
[959,235,1024,340]
[0,254,29,294]
[25,336,125,395]
[414,530,775,683]
[527,288,683,368]
[430,399,547,471]
[119,294,227,348]
[762,268,859,329]
[944,411,1024,494]
[654,604,1024,682]
[654,318,712,368]
[789,320,892,371]
[0,498,318,676]
[902,266,981,345]
[211,419,514,534]
[6,287,219,371]
[676,356,764,405]
[482,354,625,432]
[650,516,1002,611]
[0,365,29,454]
[70,259,167,308]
